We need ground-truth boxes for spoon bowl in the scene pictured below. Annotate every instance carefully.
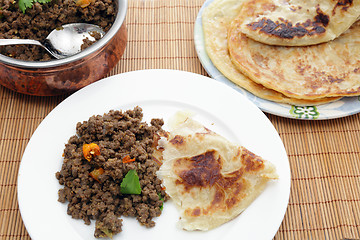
[0,23,105,59]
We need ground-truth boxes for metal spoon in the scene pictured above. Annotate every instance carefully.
[0,23,105,59]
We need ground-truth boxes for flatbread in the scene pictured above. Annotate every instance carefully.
[157,113,278,231]
[202,0,341,105]
[235,0,360,46]
[228,17,360,100]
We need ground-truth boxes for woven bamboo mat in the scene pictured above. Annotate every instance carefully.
[1,0,360,239]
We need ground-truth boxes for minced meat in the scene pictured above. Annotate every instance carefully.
[55,107,169,238]
[0,0,117,61]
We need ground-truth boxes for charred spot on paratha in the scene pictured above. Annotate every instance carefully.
[314,7,330,27]
[247,6,330,40]
[174,150,222,190]
[169,135,185,145]
[173,149,250,215]
[173,148,267,209]
[186,207,202,217]
[237,0,360,46]
[241,148,265,172]
[335,0,353,11]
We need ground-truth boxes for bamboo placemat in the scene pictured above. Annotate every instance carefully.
[1,0,360,239]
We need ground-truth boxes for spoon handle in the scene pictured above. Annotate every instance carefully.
[0,39,43,47]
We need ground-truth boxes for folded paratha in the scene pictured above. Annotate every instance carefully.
[202,0,341,105]
[228,17,360,100]
[235,0,360,46]
[157,113,278,231]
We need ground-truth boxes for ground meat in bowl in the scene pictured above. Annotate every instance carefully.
[55,107,169,238]
[0,0,117,61]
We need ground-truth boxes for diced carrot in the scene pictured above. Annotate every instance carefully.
[83,143,100,161]
[75,0,94,8]
[122,155,136,164]
[89,168,104,182]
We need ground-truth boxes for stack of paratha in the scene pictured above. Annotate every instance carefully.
[202,0,360,105]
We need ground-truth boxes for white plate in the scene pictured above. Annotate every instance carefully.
[194,0,360,120]
[17,69,290,240]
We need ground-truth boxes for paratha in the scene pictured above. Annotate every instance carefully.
[235,0,360,46]
[157,113,278,231]
[228,17,360,100]
[202,0,341,105]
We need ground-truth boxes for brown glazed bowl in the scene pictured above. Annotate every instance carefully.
[0,0,127,96]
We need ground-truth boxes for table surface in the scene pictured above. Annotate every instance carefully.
[1,0,360,239]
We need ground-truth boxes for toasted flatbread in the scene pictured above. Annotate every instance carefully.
[235,0,360,46]
[157,113,278,231]
[202,0,341,105]
[228,17,360,100]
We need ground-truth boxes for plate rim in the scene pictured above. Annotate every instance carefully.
[17,69,290,240]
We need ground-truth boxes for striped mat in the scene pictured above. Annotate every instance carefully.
[1,0,360,239]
